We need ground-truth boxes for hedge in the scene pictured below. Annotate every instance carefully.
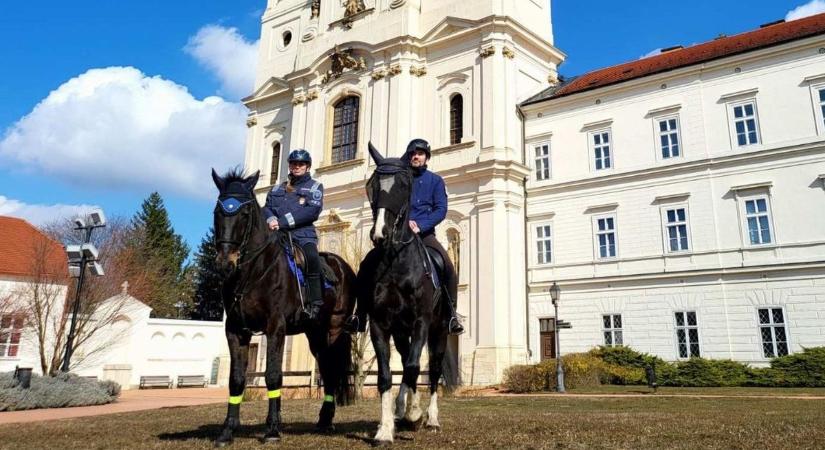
[0,372,121,411]
[502,346,825,392]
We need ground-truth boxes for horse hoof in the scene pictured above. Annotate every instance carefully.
[214,438,233,448]
[425,425,441,433]
[315,424,336,434]
[261,435,281,445]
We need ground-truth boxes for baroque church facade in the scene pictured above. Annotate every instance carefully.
[243,0,825,384]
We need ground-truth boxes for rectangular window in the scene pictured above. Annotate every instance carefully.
[818,88,825,129]
[534,143,551,181]
[675,311,700,358]
[591,130,612,171]
[0,315,24,358]
[758,307,788,358]
[744,197,772,245]
[732,102,760,147]
[602,314,623,347]
[664,207,690,252]
[535,224,552,264]
[658,117,681,158]
[595,216,617,259]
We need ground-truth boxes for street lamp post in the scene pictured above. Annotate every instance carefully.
[549,282,565,393]
[62,210,106,372]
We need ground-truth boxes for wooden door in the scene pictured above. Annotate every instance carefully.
[539,318,556,360]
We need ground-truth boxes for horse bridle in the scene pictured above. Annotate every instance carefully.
[368,166,415,248]
[215,195,269,267]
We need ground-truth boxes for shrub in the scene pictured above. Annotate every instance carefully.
[767,347,825,387]
[664,358,751,387]
[560,353,603,388]
[502,364,545,393]
[0,372,120,411]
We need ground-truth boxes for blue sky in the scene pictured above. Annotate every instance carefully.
[0,0,820,252]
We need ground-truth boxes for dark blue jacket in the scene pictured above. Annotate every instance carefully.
[262,174,324,245]
[409,167,447,236]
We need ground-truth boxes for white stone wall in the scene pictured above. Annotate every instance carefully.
[521,34,825,364]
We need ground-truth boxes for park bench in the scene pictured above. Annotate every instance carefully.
[139,375,173,389]
[177,375,208,388]
[247,370,314,394]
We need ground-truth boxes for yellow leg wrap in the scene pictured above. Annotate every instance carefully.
[324,394,334,403]
[268,389,282,399]
[228,395,243,405]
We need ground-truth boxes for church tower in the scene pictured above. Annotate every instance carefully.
[244,0,564,384]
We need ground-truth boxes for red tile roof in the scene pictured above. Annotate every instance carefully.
[531,13,825,103]
[0,216,68,280]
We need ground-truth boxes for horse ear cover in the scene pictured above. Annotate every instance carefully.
[212,168,226,192]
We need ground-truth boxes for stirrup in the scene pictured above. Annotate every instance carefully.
[343,315,361,334]
[448,317,464,335]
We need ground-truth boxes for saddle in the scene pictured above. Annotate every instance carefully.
[281,235,338,290]
[421,243,447,291]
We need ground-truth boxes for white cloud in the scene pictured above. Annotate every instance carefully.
[0,67,248,200]
[0,196,99,226]
[640,48,662,59]
[786,0,825,21]
[185,25,259,99]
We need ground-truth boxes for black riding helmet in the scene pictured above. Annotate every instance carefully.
[403,138,431,162]
[288,149,313,166]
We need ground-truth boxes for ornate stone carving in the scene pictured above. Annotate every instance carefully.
[292,94,306,105]
[409,65,427,77]
[479,46,496,58]
[341,0,365,28]
[389,0,406,8]
[246,116,257,127]
[311,0,321,19]
[502,46,515,59]
[547,73,559,85]
[320,46,367,84]
[371,69,387,80]
[306,90,319,101]
[387,64,402,76]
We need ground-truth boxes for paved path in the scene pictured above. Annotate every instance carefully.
[0,388,227,425]
[491,392,825,400]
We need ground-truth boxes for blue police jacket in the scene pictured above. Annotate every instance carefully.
[262,173,324,244]
[409,166,447,236]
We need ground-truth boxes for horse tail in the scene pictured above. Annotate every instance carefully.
[332,328,354,406]
[441,335,460,393]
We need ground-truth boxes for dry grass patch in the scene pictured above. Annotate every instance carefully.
[0,395,823,449]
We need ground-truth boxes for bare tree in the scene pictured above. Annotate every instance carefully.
[16,218,146,375]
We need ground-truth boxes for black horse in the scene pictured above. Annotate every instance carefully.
[211,169,355,446]
[358,143,458,445]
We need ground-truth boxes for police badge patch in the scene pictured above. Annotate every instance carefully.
[312,189,322,201]
[299,197,306,205]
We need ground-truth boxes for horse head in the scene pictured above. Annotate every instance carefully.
[212,168,261,275]
[366,142,414,245]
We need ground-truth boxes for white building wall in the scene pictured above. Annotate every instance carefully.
[522,35,825,365]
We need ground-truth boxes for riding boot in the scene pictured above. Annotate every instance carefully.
[442,287,464,335]
[305,273,323,324]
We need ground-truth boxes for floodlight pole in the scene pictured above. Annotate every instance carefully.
[61,226,94,373]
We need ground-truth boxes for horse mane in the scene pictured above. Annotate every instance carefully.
[222,167,249,185]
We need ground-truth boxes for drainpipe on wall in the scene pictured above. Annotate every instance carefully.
[517,104,532,362]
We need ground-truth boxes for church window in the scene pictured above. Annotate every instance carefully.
[674,311,700,358]
[602,314,623,347]
[534,142,551,181]
[590,129,612,171]
[270,142,281,185]
[758,307,788,358]
[449,94,464,145]
[331,96,360,164]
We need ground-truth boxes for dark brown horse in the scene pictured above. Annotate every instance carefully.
[211,169,355,446]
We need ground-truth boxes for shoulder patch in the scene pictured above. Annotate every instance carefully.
[312,189,323,201]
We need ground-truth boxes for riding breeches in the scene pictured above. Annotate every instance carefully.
[421,234,458,308]
[300,241,320,278]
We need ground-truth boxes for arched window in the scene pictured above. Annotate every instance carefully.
[270,142,281,185]
[449,94,464,145]
[331,96,360,164]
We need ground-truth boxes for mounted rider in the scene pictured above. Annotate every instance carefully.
[262,149,325,323]
[403,138,464,335]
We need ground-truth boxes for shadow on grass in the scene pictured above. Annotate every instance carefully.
[156,421,378,442]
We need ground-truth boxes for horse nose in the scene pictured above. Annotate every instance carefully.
[373,207,387,241]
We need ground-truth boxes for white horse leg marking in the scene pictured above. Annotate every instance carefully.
[426,392,440,428]
[374,207,387,240]
[374,390,395,443]
[405,389,423,423]
[395,384,408,421]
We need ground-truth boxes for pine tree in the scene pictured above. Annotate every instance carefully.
[131,192,191,318]
[191,228,224,321]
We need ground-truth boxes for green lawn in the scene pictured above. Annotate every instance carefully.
[2,394,824,449]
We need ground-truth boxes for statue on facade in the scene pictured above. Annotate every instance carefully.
[344,0,363,17]
[321,45,367,83]
[311,0,320,19]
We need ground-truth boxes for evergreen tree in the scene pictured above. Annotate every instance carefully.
[191,228,224,321]
[131,192,191,318]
